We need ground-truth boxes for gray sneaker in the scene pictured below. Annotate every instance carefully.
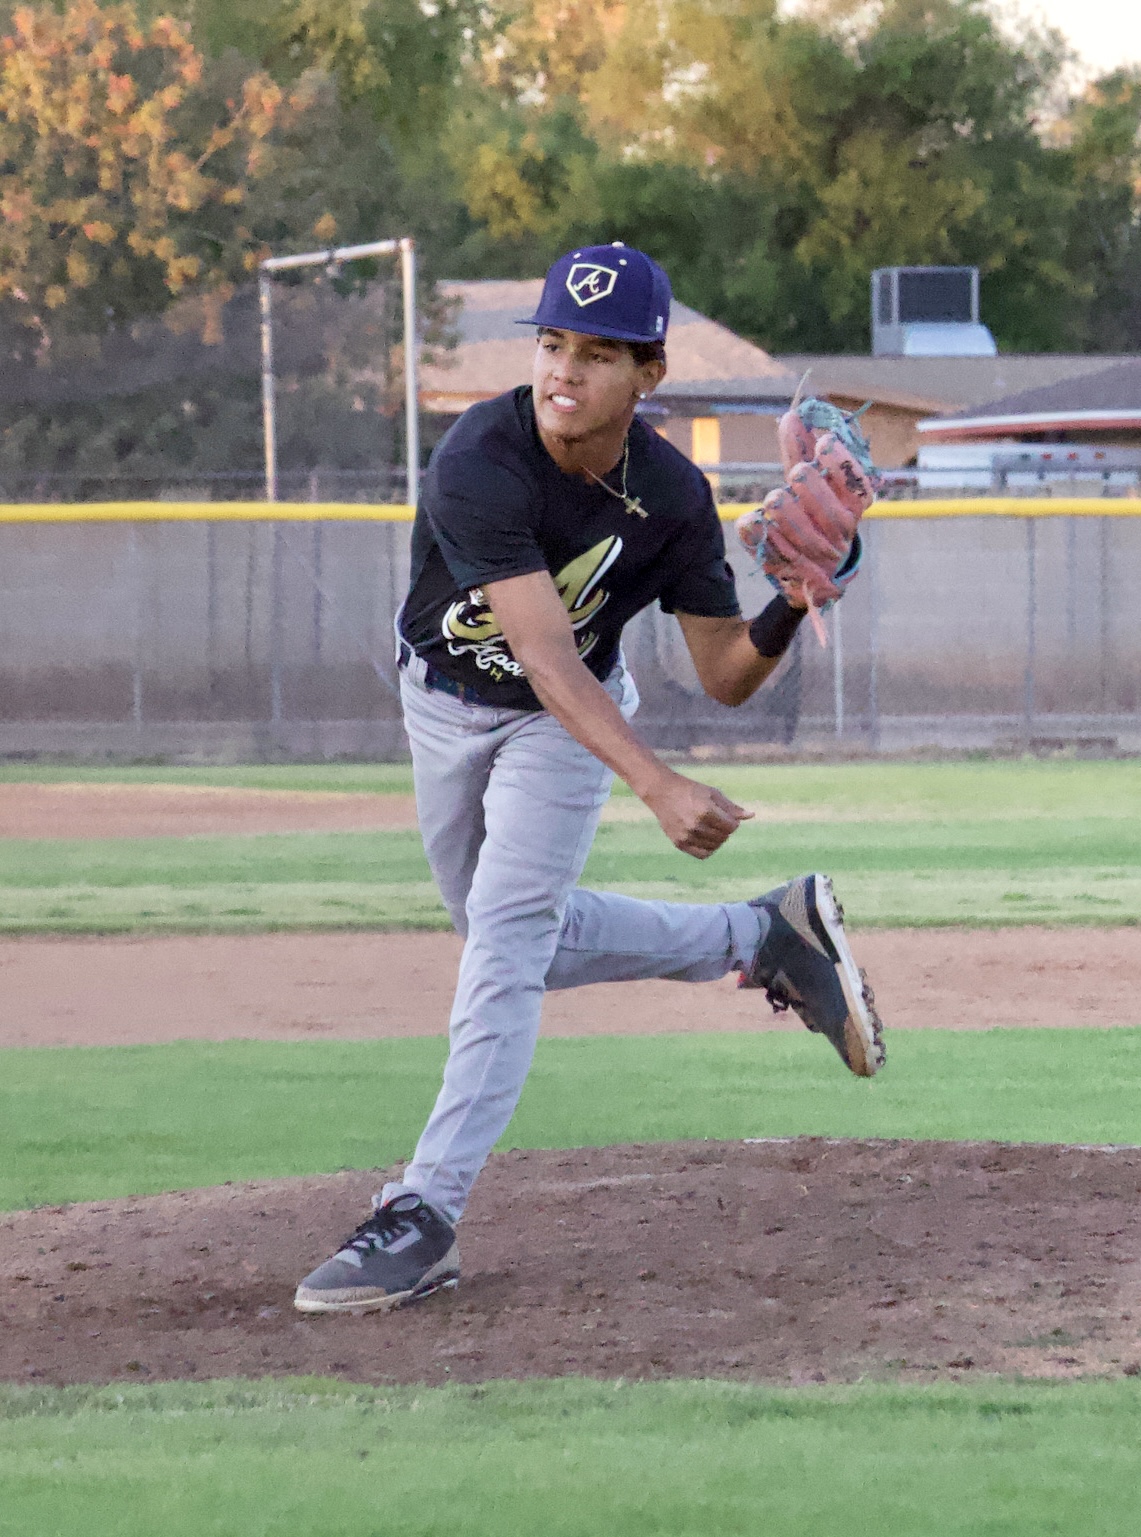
[740,873,885,1077]
[294,1193,460,1314]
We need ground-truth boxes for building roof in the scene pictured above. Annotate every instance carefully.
[420,280,797,413]
[917,357,1141,441]
[772,353,1137,417]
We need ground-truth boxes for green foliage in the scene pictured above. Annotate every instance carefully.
[274,0,480,150]
[3,1027,1141,1209]
[448,0,1137,352]
[3,1376,1141,1537]
[0,362,395,485]
[1064,68,1141,349]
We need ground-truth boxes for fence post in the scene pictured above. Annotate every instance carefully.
[868,521,879,749]
[270,523,283,729]
[1099,515,1110,712]
[1023,516,1036,745]
[128,524,143,731]
[206,522,218,708]
[310,471,323,673]
[243,526,256,692]
[259,272,278,503]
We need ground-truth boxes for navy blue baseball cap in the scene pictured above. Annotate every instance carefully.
[518,242,671,344]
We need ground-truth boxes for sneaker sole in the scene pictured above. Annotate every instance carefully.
[293,1272,459,1315]
[813,874,885,1078]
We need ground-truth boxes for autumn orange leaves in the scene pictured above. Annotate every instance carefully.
[0,1,338,349]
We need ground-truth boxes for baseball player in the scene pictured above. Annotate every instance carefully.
[295,242,884,1314]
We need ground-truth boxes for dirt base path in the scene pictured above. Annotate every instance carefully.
[1,780,1138,1046]
[0,782,421,840]
[2,927,1138,1049]
[4,1138,1141,1389]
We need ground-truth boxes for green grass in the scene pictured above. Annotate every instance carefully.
[679,757,1141,820]
[0,830,437,932]
[2,756,1137,816]
[3,1028,1139,1211]
[3,1376,1141,1537]
[0,762,417,793]
[0,759,1137,931]
[0,817,1137,932]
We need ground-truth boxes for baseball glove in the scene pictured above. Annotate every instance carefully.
[737,397,879,616]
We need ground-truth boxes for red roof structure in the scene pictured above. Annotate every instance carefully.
[917,358,1141,444]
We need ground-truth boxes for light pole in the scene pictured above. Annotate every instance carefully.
[258,237,420,505]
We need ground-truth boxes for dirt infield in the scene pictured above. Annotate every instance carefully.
[0,781,422,840]
[0,780,981,841]
[3,778,1139,1388]
[3,779,1137,1047]
[4,1139,1141,1388]
[2,927,1140,1048]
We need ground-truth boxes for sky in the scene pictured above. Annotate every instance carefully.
[1000,1,1141,78]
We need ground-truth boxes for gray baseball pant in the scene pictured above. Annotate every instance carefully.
[381,652,768,1224]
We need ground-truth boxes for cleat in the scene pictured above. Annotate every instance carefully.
[740,872,885,1077]
[294,1193,460,1314]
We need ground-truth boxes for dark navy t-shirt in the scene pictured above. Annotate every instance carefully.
[400,386,739,711]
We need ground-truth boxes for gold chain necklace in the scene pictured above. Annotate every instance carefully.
[585,437,647,519]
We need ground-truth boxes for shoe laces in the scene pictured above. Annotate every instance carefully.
[340,1196,423,1255]
[760,964,798,1013]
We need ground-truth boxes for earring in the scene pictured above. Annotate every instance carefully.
[638,392,647,399]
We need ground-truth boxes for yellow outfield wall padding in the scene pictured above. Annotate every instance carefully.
[720,498,1141,521]
[861,497,1141,520]
[0,498,1138,524]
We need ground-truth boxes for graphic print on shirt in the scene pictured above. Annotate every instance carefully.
[441,536,623,682]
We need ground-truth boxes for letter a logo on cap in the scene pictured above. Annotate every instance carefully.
[566,262,618,307]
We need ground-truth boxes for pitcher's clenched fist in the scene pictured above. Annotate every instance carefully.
[642,769,753,859]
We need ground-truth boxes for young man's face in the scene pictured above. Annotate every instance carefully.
[532,328,662,447]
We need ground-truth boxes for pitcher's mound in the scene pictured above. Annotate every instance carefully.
[6,1138,1141,1388]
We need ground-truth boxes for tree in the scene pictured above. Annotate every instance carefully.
[0,1,450,483]
[1063,68,1141,349]
[460,0,1094,351]
[0,1,333,354]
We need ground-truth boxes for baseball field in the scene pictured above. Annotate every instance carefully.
[2,757,1140,1534]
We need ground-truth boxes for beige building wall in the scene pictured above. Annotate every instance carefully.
[827,396,929,468]
[719,414,781,463]
[656,416,693,457]
[651,411,783,465]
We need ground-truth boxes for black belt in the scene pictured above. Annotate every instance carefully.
[398,640,490,706]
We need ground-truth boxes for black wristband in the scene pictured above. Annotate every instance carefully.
[748,594,805,658]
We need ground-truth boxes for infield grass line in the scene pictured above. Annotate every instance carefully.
[0,871,1135,931]
[2,1028,1139,1211]
[0,802,1137,931]
[2,1376,1140,1537]
[0,763,419,794]
[2,757,1139,817]
[0,760,1136,933]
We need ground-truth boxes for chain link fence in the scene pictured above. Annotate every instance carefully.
[0,501,1138,760]
[0,469,408,505]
